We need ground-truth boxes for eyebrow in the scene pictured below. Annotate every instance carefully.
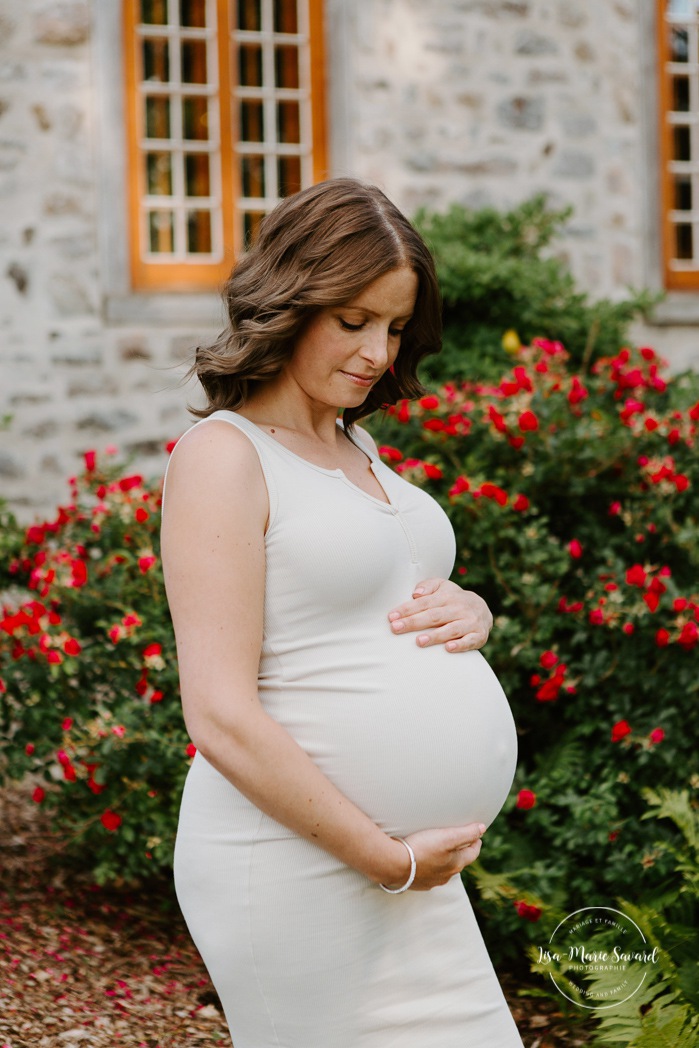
[339,306,414,320]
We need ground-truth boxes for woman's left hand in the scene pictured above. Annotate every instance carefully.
[387,578,493,652]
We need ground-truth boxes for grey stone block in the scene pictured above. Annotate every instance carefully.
[497,95,545,131]
[515,30,559,55]
[33,2,90,46]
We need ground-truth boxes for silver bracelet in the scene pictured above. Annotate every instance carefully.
[379,837,416,894]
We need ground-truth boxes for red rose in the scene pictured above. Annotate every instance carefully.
[62,717,73,731]
[568,539,583,559]
[378,445,403,463]
[487,406,507,433]
[649,728,665,744]
[143,642,162,658]
[512,494,529,512]
[480,482,508,506]
[100,810,122,832]
[422,463,443,480]
[63,637,81,657]
[32,787,45,804]
[643,591,660,613]
[185,743,197,758]
[518,410,539,432]
[135,507,149,523]
[138,556,157,574]
[611,719,631,742]
[655,628,670,647]
[678,622,698,650]
[589,609,605,625]
[25,743,35,755]
[514,900,542,922]
[419,395,440,410]
[516,789,537,810]
[449,475,470,497]
[625,564,646,588]
[84,450,97,472]
[539,651,558,670]
[622,623,634,635]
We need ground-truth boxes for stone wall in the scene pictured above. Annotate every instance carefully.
[0,1,218,520]
[343,0,643,298]
[0,0,695,521]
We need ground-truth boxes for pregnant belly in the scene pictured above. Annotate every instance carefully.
[260,645,518,838]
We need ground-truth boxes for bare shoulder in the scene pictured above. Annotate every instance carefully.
[353,423,380,456]
[162,418,268,529]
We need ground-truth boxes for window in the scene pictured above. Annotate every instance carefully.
[123,0,327,291]
[658,0,699,289]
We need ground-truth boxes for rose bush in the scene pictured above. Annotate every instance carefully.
[0,448,190,884]
[367,338,699,968]
[1,341,697,970]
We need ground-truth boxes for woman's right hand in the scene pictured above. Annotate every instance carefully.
[383,823,486,891]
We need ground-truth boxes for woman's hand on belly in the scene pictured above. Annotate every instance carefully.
[388,579,493,652]
[383,822,487,891]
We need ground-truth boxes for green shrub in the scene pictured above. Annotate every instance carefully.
[526,789,699,1046]
[0,451,188,884]
[366,340,699,963]
[1,341,697,946]
[414,195,656,384]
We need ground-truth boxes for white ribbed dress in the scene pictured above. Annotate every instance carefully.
[170,409,522,1047]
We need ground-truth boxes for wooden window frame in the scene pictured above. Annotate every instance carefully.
[122,0,327,294]
[657,0,699,290]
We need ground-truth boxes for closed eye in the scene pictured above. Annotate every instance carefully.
[339,319,364,332]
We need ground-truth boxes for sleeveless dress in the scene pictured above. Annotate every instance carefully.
[169,409,522,1047]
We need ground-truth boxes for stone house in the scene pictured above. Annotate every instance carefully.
[0,0,696,518]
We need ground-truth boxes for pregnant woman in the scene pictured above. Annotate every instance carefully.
[161,178,522,1047]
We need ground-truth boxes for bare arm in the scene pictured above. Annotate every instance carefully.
[161,421,484,889]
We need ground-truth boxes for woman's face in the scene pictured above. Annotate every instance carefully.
[283,266,419,410]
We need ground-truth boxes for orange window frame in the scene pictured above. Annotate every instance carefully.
[123,0,328,293]
[657,0,699,290]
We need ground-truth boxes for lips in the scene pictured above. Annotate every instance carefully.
[340,371,378,387]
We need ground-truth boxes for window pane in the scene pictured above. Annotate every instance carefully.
[182,39,208,83]
[182,96,209,139]
[241,100,264,141]
[278,154,301,196]
[187,210,213,252]
[674,175,693,210]
[148,210,175,252]
[185,153,211,196]
[145,95,171,138]
[277,100,300,143]
[238,0,261,31]
[675,222,693,259]
[671,27,689,62]
[667,0,692,16]
[673,76,691,112]
[146,152,173,195]
[673,124,692,161]
[275,45,299,88]
[143,38,170,82]
[242,155,265,197]
[181,0,207,27]
[274,0,297,34]
[239,44,263,87]
[140,0,168,24]
[243,210,264,245]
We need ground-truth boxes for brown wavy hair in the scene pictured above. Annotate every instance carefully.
[191,178,442,429]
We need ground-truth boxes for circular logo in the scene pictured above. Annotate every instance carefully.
[536,906,659,1010]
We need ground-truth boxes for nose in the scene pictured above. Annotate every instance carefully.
[359,326,392,369]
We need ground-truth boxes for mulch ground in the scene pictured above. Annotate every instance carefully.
[0,785,597,1047]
